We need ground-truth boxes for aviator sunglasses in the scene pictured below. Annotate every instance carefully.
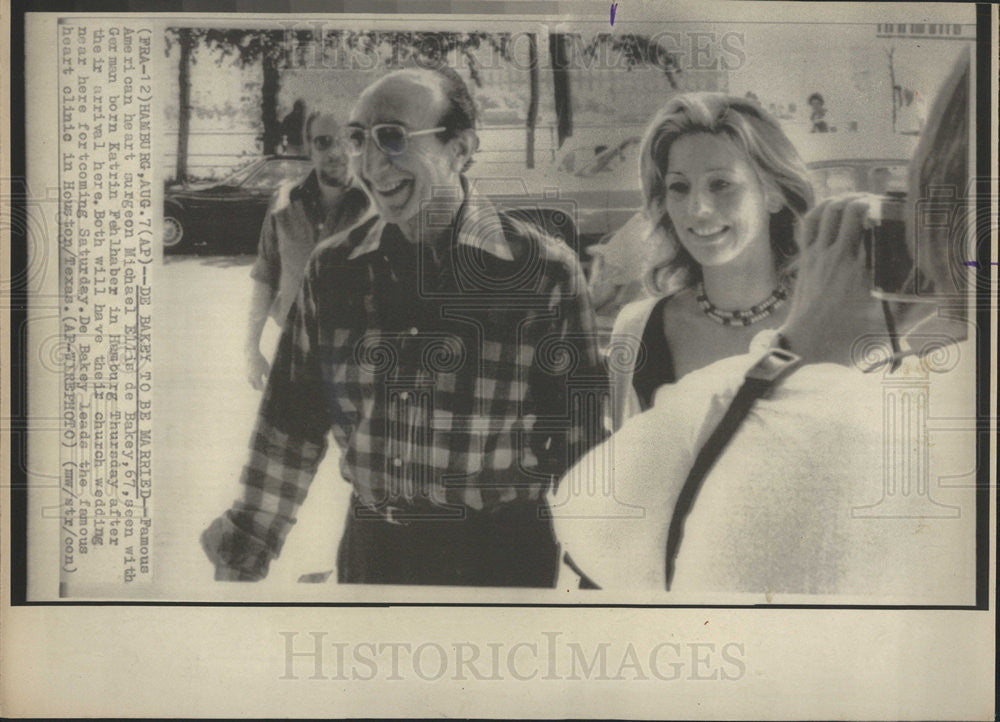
[343,124,447,157]
[310,134,340,152]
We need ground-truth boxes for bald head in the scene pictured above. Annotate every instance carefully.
[358,70,448,129]
[347,67,479,231]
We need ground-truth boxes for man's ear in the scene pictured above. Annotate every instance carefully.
[449,129,479,172]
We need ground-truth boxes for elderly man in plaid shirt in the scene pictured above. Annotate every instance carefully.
[201,65,606,587]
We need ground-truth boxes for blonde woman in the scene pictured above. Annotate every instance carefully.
[608,93,814,430]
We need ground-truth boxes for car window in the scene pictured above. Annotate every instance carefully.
[809,166,857,199]
[220,160,262,187]
[243,160,310,189]
[577,138,640,178]
[869,165,908,195]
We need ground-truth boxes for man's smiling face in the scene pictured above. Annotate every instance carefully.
[348,72,461,230]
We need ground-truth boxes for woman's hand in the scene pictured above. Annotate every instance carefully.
[779,194,888,366]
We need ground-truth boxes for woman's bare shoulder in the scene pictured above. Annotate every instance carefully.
[658,287,704,330]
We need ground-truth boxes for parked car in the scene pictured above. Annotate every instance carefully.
[468,130,644,251]
[163,156,311,254]
[794,132,917,200]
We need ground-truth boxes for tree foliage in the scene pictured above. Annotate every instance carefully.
[585,33,682,88]
[322,30,514,88]
[165,27,544,171]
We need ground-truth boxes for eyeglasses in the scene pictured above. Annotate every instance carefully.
[311,135,339,152]
[343,124,447,157]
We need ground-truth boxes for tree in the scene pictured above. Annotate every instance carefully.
[549,33,573,149]
[887,46,898,132]
[525,34,540,168]
[587,33,682,89]
[202,28,318,154]
[164,28,206,183]
[169,28,542,172]
[546,31,684,149]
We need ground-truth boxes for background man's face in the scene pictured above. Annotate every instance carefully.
[308,114,349,187]
[349,73,460,226]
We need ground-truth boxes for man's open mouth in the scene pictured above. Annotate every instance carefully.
[372,179,411,198]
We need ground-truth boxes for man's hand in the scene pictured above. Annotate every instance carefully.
[200,516,266,582]
[245,347,271,390]
[213,565,262,582]
[780,194,889,366]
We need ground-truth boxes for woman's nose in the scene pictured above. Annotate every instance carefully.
[689,188,714,217]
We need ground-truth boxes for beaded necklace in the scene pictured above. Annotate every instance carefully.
[696,279,790,327]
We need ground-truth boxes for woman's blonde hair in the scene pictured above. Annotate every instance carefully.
[638,92,815,296]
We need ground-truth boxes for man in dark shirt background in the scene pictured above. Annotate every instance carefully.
[244,109,370,390]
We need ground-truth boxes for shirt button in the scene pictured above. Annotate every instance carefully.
[399,392,410,401]
[409,327,419,336]
[393,457,403,467]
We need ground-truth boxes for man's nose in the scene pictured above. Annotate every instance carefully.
[361,137,390,176]
[328,144,347,163]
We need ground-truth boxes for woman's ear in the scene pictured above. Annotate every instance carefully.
[765,184,784,214]
[449,129,479,173]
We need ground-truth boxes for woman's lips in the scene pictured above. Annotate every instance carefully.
[687,225,730,242]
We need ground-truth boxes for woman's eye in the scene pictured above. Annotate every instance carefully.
[667,181,688,193]
[709,179,731,192]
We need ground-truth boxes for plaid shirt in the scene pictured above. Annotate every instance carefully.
[203,191,607,579]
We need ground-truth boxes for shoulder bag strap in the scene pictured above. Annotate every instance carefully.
[664,348,803,589]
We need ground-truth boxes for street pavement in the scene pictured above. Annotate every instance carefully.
[155,254,349,592]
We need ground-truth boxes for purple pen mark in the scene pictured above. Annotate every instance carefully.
[964,261,998,266]
[610,2,618,26]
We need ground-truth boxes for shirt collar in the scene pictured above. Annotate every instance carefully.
[289,169,321,205]
[290,170,366,210]
[346,181,514,262]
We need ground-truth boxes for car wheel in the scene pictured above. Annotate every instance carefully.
[162,208,188,253]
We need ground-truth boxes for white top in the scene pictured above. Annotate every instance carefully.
[606,295,661,431]
[551,342,978,604]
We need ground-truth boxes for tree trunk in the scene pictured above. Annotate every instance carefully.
[888,47,897,133]
[525,34,539,169]
[261,33,283,154]
[174,29,193,183]
[549,33,573,148]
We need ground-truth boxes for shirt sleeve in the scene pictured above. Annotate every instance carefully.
[528,252,610,482]
[249,203,281,292]
[548,400,693,591]
[201,265,332,580]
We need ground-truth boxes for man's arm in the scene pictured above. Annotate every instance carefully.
[245,280,276,390]
[530,250,610,483]
[202,265,332,580]
[247,206,282,389]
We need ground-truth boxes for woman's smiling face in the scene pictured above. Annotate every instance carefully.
[662,132,776,269]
